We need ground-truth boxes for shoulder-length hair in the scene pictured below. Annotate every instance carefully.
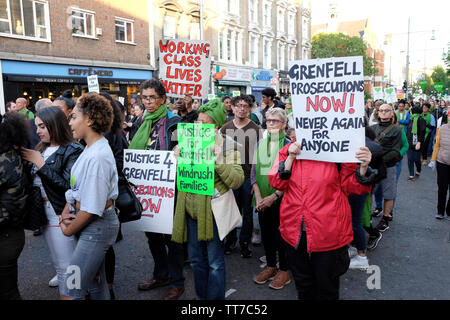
[35,106,74,152]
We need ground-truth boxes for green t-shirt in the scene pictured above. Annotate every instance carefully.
[19,109,35,120]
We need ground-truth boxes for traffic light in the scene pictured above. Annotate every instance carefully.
[403,81,408,91]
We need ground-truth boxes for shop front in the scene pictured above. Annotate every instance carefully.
[1,60,152,111]
[251,69,278,104]
[213,64,252,98]
[279,70,290,96]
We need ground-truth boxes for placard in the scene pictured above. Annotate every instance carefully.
[159,39,211,99]
[123,150,176,234]
[177,123,215,196]
[289,56,365,163]
[87,74,99,93]
[384,87,398,103]
[373,86,384,101]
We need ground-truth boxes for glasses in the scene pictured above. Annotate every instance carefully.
[378,109,392,113]
[141,95,160,102]
[236,103,250,109]
[266,119,285,124]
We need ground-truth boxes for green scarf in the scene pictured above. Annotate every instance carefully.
[252,132,286,206]
[411,113,421,135]
[422,112,431,140]
[129,105,167,150]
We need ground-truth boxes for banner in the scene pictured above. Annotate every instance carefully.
[159,39,211,99]
[289,56,365,163]
[396,89,405,100]
[123,150,176,234]
[372,86,384,100]
[177,123,215,196]
[384,87,398,103]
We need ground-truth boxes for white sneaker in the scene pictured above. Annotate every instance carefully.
[251,229,262,245]
[349,255,369,270]
[48,275,58,287]
[348,246,358,259]
[259,255,267,263]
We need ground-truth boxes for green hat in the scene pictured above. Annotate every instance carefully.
[198,99,226,128]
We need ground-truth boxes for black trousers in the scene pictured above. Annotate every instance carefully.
[0,225,25,300]
[286,231,349,300]
[422,133,432,160]
[437,161,450,216]
[258,200,288,270]
[145,232,185,288]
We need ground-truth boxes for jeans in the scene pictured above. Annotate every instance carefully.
[43,201,76,296]
[145,232,185,288]
[227,178,253,245]
[437,162,450,216]
[393,160,403,209]
[348,194,368,253]
[0,225,24,300]
[286,231,349,300]
[258,200,288,270]
[64,206,119,300]
[187,215,225,300]
[407,149,422,177]
[373,183,383,209]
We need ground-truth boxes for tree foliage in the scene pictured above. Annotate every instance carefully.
[311,33,377,77]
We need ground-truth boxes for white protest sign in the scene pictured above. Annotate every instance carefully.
[208,93,216,100]
[123,150,176,234]
[232,91,241,97]
[289,56,365,163]
[159,39,211,99]
[384,87,397,103]
[372,86,384,101]
[87,75,99,93]
[118,97,125,105]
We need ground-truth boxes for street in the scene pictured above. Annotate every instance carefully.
[17,157,450,300]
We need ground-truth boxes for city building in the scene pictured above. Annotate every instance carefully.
[0,0,154,113]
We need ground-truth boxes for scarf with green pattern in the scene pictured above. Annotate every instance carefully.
[128,105,167,150]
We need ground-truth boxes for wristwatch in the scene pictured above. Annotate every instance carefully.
[274,192,281,200]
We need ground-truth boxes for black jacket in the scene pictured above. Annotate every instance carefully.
[406,117,426,150]
[35,143,83,215]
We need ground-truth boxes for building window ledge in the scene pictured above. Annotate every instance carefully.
[72,34,99,40]
[115,40,136,46]
[0,33,51,43]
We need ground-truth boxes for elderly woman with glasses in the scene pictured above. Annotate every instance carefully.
[251,107,292,290]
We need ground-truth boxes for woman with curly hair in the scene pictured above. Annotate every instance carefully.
[60,93,119,300]
[0,112,30,300]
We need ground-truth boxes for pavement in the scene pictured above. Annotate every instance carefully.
[17,157,450,300]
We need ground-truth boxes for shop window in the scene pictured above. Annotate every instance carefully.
[0,0,50,41]
[71,8,95,38]
[163,14,177,39]
[115,17,134,44]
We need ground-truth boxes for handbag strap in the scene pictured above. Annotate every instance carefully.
[375,124,395,143]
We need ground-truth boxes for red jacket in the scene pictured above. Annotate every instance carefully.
[268,143,372,253]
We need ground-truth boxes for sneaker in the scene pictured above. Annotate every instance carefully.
[224,239,237,255]
[349,255,369,270]
[269,270,291,290]
[259,255,267,263]
[240,241,252,258]
[376,219,389,232]
[384,214,393,222]
[372,208,383,218]
[407,176,415,181]
[48,275,58,287]
[33,228,43,236]
[445,216,450,221]
[415,171,421,177]
[253,267,278,284]
[367,233,382,251]
[348,246,358,259]
[436,214,444,220]
[251,229,262,246]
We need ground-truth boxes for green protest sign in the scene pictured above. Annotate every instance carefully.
[419,80,428,92]
[434,82,444,93]
[177,123,215,196]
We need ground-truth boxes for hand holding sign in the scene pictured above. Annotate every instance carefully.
[355,146,372,176]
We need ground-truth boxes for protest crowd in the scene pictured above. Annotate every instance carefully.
[1,71,449,301]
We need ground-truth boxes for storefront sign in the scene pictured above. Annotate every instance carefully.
[289,56,365,163]
[251,69,277,87]
[68,67,113,77]
[216,65,252,82]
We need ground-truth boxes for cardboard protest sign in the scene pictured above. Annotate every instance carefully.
[289,56,365,163]
[373,87,384,100]
[232,91,241,97]
[384,87,398,103]
[177,123,215,196]
[123,150,176,234]
[87,75,99,93]
[159,39,211,99]
[396,89,405,100]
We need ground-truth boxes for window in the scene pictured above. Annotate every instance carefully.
[278,9,284,33]
[249,0,257,23]
[263,39,271,69]
[0,0,50,41]
[115,18,134,43]
[249,36,256,66]
[289,46,295,62]
[288,12,294,36]
[163,14,177,39]
[227,30,232,61]
[189,21,200,40]
[219,30,223,60]
[72,8,95,38]
[278,45,285,70]
[302,17,309,41]
[234,32,239,62]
